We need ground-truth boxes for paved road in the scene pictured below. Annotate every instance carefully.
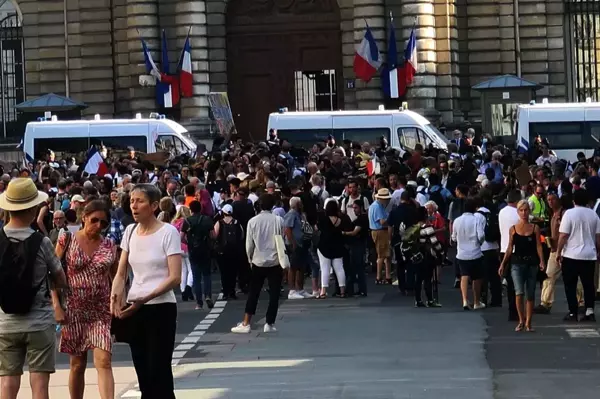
[18,267,600,398]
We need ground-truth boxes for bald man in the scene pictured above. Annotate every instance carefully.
[49,210,67,246]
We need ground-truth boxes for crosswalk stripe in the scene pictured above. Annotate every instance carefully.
[566,328,600,338]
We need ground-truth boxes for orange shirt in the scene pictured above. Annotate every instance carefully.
[184,196,195,207]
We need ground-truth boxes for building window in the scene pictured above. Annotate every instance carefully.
[294,70,337,111]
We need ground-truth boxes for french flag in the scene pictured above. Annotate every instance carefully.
[403,26,418,88]
[179,32,193,98]
[382,13,401,98]
[353,25,381,82]
[84,146,109,177]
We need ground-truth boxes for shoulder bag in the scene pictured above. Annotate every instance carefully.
[274,216,290,269]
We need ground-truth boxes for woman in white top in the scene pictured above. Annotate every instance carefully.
[110,184,182,399]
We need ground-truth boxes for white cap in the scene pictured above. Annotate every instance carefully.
[222,204,233,215]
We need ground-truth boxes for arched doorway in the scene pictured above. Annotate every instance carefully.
[0,0,24,139]
[226,0,343,140]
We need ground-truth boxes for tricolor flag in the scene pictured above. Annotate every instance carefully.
[366,157,380,176]
[402,25,418,88]
[179,30,193,98]
[84,146,109,176]
[353,25,381,82]
[382,13,401,98]
[518,136,529,153]
[158,30,177,108]
[141,38,161,81]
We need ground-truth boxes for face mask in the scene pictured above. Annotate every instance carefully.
[482,138,488,144]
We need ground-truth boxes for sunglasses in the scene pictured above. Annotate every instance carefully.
[89,217,109,229]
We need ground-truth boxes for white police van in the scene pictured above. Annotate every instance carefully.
[23,113,197,161]
[266,106,449,152]
[516,99,600,161]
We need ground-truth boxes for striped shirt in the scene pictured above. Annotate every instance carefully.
[419,224,443,258]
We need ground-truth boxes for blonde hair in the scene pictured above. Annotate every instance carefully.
[424,200,438,211]
[172,206,191,223]
[516,199,530,211]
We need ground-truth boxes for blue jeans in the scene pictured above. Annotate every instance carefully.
[190,256,212,305]
[510,263,538,301]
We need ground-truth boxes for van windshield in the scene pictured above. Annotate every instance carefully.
[423,124,449,144]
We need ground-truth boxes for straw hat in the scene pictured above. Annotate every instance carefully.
[374,188,392,200]
[0,178,48,211]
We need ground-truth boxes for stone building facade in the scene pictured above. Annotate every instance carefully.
[2,0,588,139]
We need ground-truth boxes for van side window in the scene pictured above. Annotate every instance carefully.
[529,122,585,149]
[397,127,418,150]
[332,128,390,145]
[90,136,147,153]
[156,135,175,152]
[33,137,89,161]
[417,129,433,147]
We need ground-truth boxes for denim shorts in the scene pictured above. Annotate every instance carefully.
[511,263,538,300]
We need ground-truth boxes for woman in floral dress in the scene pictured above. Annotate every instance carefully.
[55,200,117,399]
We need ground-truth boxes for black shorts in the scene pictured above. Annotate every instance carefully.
[289,244,309,271]
[458,258,484,280]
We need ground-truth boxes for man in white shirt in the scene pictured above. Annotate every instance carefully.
[390,175,406,208]
[475,196,501,307]
[340,180,370,222]
[557,189,600,322]
[499,190,522,321]
[535,145,558,166]
[452,198,486,310]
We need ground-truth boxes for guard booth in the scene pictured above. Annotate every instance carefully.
[472,75,543,145]
[15,93,88,132]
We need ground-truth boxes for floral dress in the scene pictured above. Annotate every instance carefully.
[58,233,116,355]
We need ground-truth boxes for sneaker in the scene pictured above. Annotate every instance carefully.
[288,291,304,300]
[205,297,214,309]
[563,313,578,322]
[264,324,277,333]
[231,323,251,334]
[299,290,314,299]
[426,301,442,308]
[474,302,487,310]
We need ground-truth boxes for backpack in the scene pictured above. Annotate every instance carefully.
[477,209,501,243]
[218,219,243,253]
[428,187,447,218]
[313,188,325,212]
[186,215,212,256]
[399,224,424,265]
[300,214,314,242]
[0,229,45,314]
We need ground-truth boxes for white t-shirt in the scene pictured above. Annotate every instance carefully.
[341,195,370,221]
[499,205,520,253]
[475,207,499,251]
[559,206,600,261]
[391,188,405,208]
[121,223,183,304]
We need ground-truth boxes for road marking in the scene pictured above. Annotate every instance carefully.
[566,328,600,338]
[120,294,227,398]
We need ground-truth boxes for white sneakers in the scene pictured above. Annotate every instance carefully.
[288,290,304,300]
[231,323,251,334]
[230,322,278,334]
[474,302,487,310]
[300,290,314,298]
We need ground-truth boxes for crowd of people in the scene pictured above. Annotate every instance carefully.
[0,129,599,398]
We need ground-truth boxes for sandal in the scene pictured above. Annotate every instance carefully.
[316,293,327,299]
[375,279,383,285]
[339,293,347,298]
[515,323,524,332]
[386,278,393,285]
[525,325,535,332]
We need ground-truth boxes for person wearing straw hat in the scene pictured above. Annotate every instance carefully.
[369,188,393,284]
[0,178,67,399]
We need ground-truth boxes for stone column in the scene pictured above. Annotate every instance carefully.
[174,1,210,125]
[206,0,226,93]
[353,0,385,110]
[400,0,438,118]
[516,0,549,98]
[545,0,566,101]
[466,0,502,117]
[340,0,356,109]
[434,0,460,123]
[126,0,159,114]
[113,0,130,116]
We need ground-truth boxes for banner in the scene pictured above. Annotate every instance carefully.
[208,92,237,142]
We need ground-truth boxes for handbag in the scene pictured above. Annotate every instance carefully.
[300,214,314,242]
[110,224,137,343]
[274,217,290,269]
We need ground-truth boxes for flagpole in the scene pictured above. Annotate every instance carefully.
[176,26,192,71]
